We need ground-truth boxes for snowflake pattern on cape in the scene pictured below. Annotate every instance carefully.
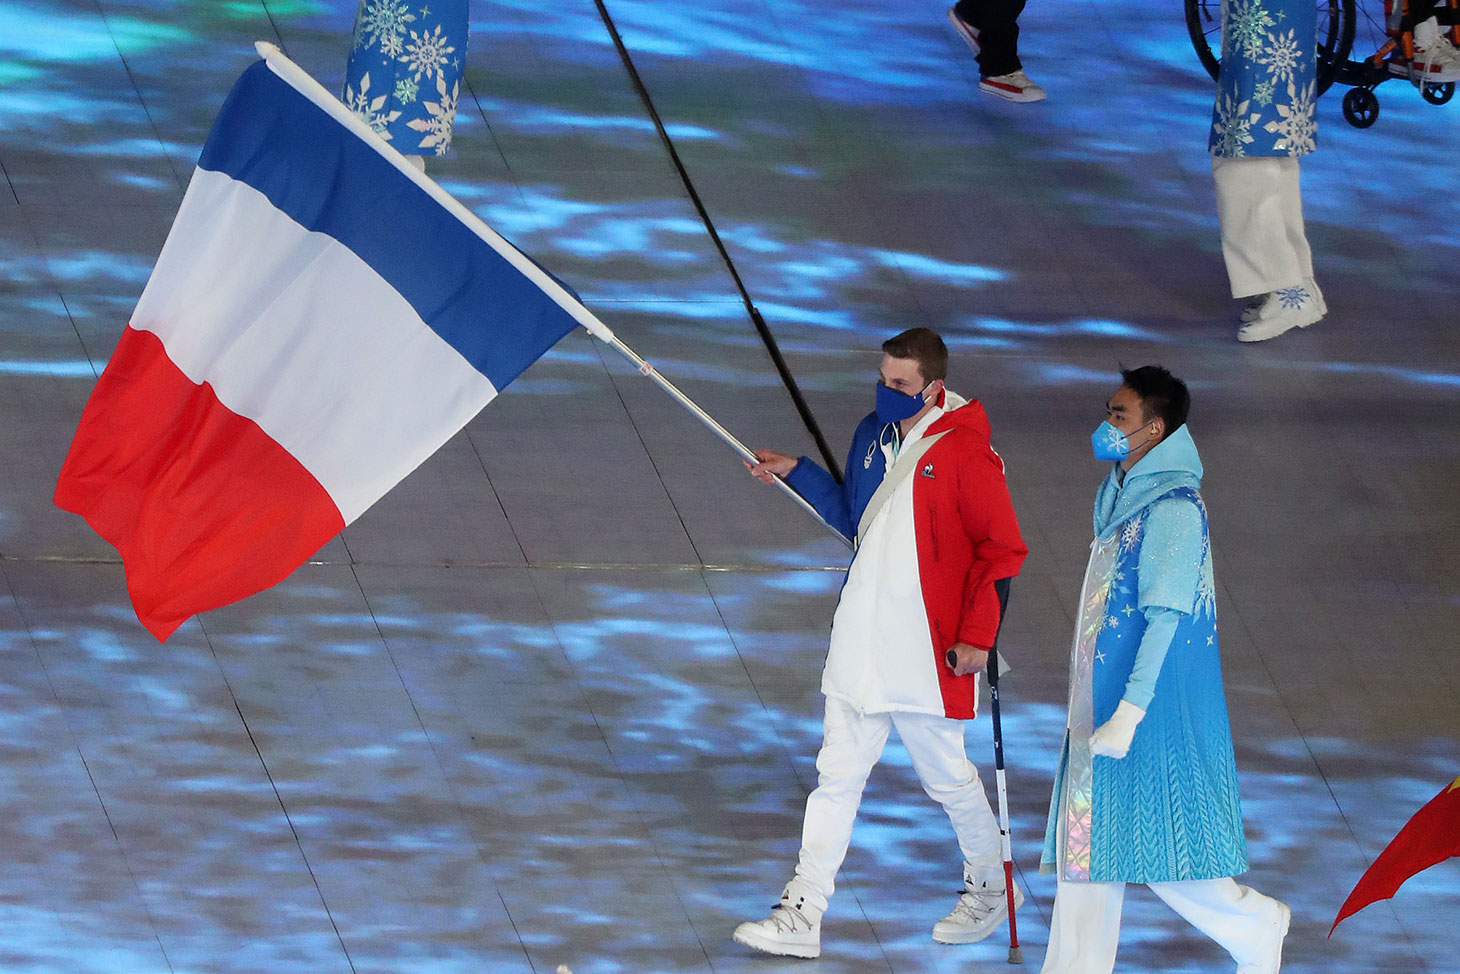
[400,24,455,83]
[1257,28,1302,85]
[354,0,415,58]
[1210,0,1317,157]
[343,0,467,154]
[1223,0,1276,60]
[1192,497,1218,618]
[406,74,460,155]
[1121,513,1145,554]
[1212,94,1259,156]
[1195,561,1217,618]
[343,72,402,138]
[1264,80,1317,154]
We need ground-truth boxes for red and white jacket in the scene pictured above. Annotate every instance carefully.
[790,393,1027,719]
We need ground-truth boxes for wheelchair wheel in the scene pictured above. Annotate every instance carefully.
[1186,0,1356,96]
[1342,86,1380,126]
[1422,81,1456,104]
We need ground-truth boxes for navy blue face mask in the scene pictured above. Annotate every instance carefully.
[875,381,932,423]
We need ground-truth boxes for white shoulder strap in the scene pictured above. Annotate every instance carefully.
[855,430,950,545]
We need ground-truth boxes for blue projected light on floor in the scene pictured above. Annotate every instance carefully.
[2,0,1458,972]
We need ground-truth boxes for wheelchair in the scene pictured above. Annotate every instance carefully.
[1186,0,1460,127]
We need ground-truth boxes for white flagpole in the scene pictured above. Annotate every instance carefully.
[252,42,853,551]
[597,335,853,548]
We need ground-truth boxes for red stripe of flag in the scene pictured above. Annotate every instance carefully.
[54,327,345,641]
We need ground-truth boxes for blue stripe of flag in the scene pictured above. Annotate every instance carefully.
[197,61,579,391]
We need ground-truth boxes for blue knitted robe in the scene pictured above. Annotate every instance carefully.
[1041,427,1249,883]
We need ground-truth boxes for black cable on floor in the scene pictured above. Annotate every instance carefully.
[592,0,845,484]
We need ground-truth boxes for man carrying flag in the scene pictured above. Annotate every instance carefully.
[733,328,1028,959]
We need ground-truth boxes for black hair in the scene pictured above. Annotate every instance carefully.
[881,328,948,382]
[1120,365,1190,434]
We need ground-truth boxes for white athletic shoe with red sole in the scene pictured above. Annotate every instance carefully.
[1390,18,1460,81]
[980,69,1047,102]
[1387,52,1460,82]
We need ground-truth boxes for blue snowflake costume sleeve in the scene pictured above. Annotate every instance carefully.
[343,0,469,156]
[1209,0,1317,157]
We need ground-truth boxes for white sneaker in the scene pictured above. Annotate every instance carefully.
[947,6,981,56]
[931,868,1025,944]
[732,885,823,959]
[1238,284,1324,342]
[1390,18,1460,82]
[1236,899,1290,974]
[980,69,1047,102]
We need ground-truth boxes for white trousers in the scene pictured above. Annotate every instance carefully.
[791,696,1002,912]
[1212,155,1314,298]
[1041,877,1286,974]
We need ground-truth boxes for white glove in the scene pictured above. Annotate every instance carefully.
[1089,700,1146,759]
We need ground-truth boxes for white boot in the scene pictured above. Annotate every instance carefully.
[1241,279,1320,324]
[1238,282,1324,342]
[932,862,1024,944]
[732,880,824,959]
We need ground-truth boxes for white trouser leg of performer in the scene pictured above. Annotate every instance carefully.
[792,697,894,912]
[1149,878,1290,973]
[1277,162,1315,284]
[1212,155,1310,298]
[1040,879,1125,974]
[1040,877,1289,974]
[891,708,1002,873]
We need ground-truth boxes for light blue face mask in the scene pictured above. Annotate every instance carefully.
[1092,420,1158,461]
[1091,420,1133,461]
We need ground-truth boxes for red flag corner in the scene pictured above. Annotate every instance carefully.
[1331,774,1460,936]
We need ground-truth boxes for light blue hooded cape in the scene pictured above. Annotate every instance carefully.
[1042,426,1249,883]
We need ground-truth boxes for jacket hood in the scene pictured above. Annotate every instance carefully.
[928,390,989,439]
[1093,424,1203,536]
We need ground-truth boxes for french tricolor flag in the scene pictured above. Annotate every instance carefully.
[54,46,598,641]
